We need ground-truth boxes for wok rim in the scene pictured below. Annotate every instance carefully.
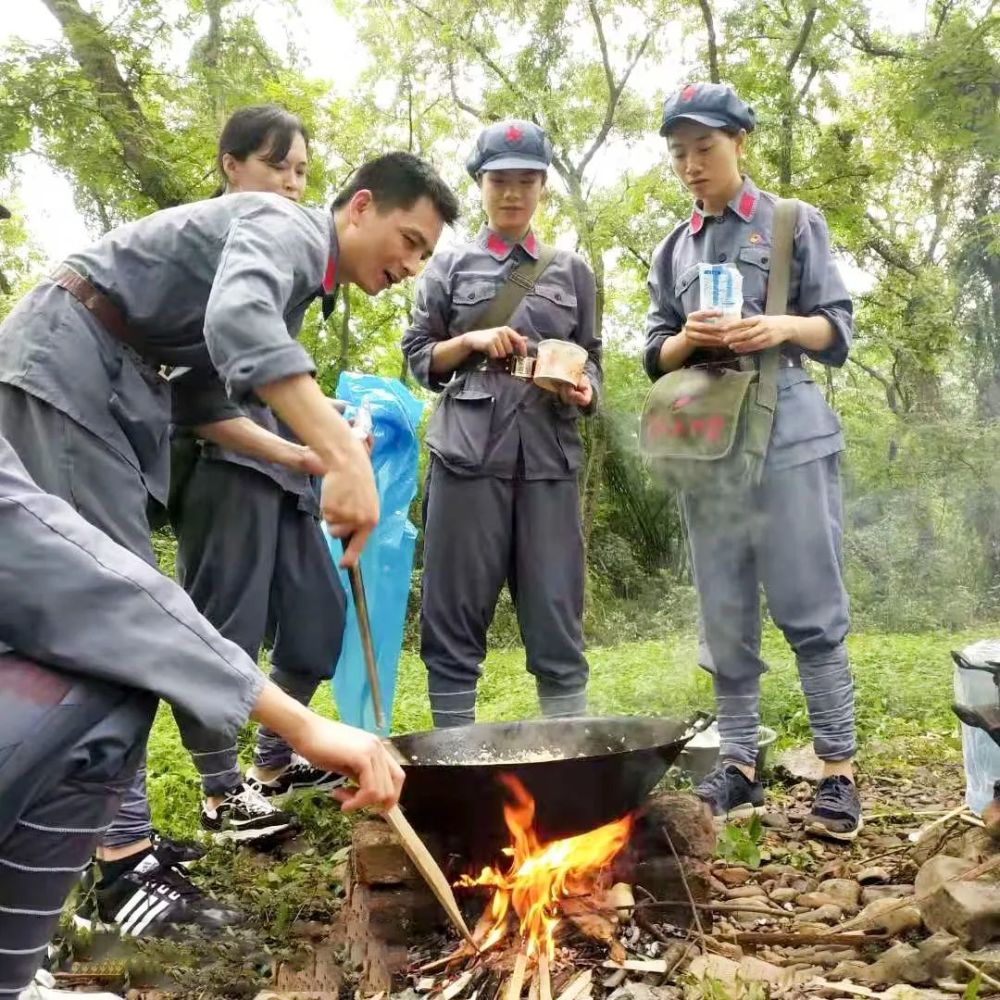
[390,713,702,769]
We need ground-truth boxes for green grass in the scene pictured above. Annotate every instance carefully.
[148,623,983,841]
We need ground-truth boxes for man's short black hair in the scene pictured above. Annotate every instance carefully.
[332,152,459,226]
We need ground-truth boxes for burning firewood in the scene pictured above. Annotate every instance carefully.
[558,896,627,964]
[504,951,529,1000]
[440,970,476,1000]
[537,953,552,1000]
[553,970,592,1000]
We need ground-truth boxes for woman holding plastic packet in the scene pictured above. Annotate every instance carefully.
[643,83,860,839]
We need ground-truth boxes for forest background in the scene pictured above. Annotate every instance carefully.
[0,0,997,649]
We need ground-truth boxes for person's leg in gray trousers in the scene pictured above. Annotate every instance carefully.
[420,460,514,728]
[0,655,153,998]
[253,493,346,770]
[510,478,589,717]
[173,458,278,796]
[684,454,853,768]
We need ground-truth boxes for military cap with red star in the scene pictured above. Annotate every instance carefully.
[465,119,553,179]
[659,82,756,137]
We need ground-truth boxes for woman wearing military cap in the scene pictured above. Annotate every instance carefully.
[644,83,860,838]
[402,119,602,729]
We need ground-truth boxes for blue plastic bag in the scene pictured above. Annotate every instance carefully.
[327,373,424,735]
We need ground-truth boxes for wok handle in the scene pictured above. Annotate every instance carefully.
[684,710,715,737]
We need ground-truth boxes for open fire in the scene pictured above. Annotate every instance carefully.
[456,775,633,960]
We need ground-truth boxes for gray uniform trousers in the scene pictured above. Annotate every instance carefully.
[682,452,855,767]
[0,657,153,997]
[174,457,346,793]
[0,385,159,849]
[420,458,589,727]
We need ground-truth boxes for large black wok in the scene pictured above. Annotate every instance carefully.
[390,713,711,862]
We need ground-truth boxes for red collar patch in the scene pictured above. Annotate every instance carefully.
[689,210,705,235]
[322,256,337,294]
[486,232,510,258]
[737,190,757,221]
[523,231,538,256]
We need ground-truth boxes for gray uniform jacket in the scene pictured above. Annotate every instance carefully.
[402,227,601,480]
[0,192,331,503]
[644,177,853,471]
[0,433,264,736]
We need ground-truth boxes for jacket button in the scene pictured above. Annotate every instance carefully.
[762,256,769,264]
[718,253,727,262]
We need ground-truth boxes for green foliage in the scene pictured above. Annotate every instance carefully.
[715,815,764,870]
[1,0,999,632]
[964,973,983,1000]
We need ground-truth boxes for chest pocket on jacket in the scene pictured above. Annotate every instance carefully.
[736,245,772,311]
[522,282,578,339]
[673,263,702,320]
[451,281,496,332]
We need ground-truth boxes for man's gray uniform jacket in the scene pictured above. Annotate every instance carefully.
[0,192,332,504]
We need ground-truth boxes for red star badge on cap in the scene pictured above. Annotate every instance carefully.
[505,124,523,142]
[681,84,697,101]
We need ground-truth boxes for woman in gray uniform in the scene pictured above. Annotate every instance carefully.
[644,83,861,839]
[402,120,602,728]
[171,106,348,845]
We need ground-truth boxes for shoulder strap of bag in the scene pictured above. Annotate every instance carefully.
[474,244,559,331]
[754,198,798,409]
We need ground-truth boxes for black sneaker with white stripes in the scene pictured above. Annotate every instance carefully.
[73,852,243,937]
[246,756,347,800]
[200,781,299,843]
[150,829,205,865]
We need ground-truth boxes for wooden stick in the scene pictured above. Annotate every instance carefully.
[602,960,669,974]
[537,953,552,1000]
[554,970,592,1000]
[907,804,971,843]
[441,971,476,1000]
[384,805,476,946]
[505,951,529,1000]
[957,958,1000,994]
[559,898,785,917]
[660,821,706,940]
[419,948,469,974]
[716,929,889,947]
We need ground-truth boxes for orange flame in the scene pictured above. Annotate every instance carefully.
[457,775,632,959]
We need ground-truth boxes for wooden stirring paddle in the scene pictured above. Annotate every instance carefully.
[383,803,476,947]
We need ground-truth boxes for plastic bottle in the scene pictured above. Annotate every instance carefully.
[953,639,1000,815]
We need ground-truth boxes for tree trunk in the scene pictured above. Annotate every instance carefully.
[40,0,186,209]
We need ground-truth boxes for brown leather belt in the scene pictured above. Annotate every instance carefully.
[693,353,802,372]
[50,264,174,382]
[477,356,537,379]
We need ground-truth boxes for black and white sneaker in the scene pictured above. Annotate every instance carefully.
[73,852,243,937]
[695,763,766,821]
[151,830,205,865]
[804,775,863,842]
[200,781,299,843]
[246,756,347,799]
